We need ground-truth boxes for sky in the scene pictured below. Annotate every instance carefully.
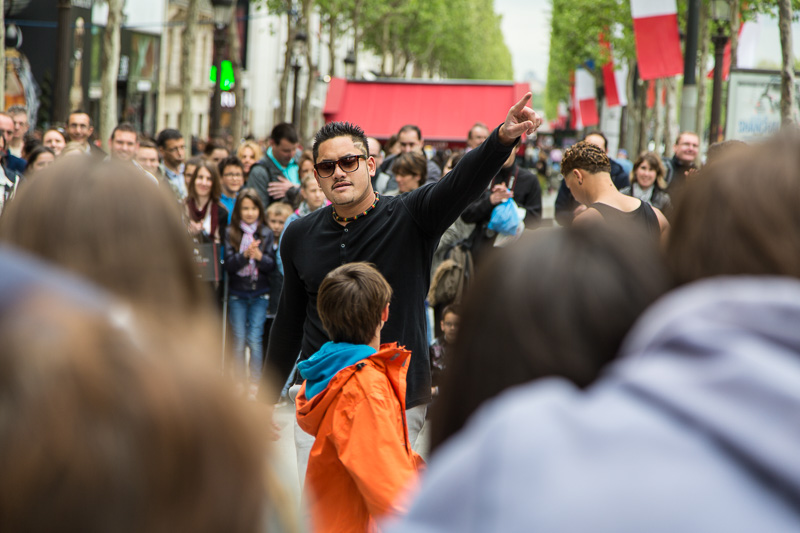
[495,0,551,84]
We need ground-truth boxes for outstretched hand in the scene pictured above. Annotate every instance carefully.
[498,92,541,145]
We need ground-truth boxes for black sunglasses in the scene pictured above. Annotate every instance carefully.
[314,155,366,178]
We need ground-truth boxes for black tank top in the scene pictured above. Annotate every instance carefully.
[589,201,660,239]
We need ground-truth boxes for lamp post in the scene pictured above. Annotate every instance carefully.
[209,0,234,139]
[709,0,731,146]
[343,49,356,79]
[290,29,307,129]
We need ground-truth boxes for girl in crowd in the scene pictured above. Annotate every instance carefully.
[237,140,263,182]
[185,159,228,249]
[389,151,427,194]
[42,127,67,156]
[224,188,275,399]
[298,150,315,182]
[620,151,672,213]
[25,146,55,174]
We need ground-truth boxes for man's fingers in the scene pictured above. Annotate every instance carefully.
[510,92,532,114]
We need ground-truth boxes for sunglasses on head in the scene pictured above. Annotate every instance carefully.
[314,154,366,178]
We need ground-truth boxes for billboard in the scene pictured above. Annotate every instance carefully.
[726,69,800,141]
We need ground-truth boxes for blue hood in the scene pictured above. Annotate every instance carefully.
[298,341,376,400]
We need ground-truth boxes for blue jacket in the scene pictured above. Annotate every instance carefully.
[391,277,800,533]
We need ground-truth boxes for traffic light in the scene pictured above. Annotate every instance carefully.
[209,60,235,90]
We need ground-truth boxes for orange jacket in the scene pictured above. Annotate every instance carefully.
[296,343,424,532]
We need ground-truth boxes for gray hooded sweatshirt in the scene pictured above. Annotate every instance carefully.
[390,277,800,533]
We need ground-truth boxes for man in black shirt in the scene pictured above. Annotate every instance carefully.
[268,93,540,457]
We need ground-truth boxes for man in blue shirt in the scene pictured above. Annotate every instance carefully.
[249,122,301,208]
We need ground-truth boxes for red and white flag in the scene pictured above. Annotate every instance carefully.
[571,82,583,130]
[601,39,629,108]
[575,68,599,127]
[630,0,683,80]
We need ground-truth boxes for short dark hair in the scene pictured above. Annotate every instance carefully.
[25,145,54,167]
[312,122,369,162]
[156,129,183,148]
[441,303,461,321]
[468,123,488,139]
[317,262,392,345]
[111,122,137,141]
[68,110,93,126]
[269,122,299,145]
[391,152,427,185]
[398,124,422,140]
[583,131,608,152]
[204,139,229,157]
[218,155,243,176]
[561,141,611,175]
[138,138,158,150]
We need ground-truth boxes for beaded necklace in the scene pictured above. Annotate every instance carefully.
[332,193,380,223]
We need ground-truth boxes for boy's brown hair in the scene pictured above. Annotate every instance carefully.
[561,141,611,176]
[317,262,392,345]
[266,201,293,219]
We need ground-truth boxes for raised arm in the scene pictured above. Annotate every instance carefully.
[402,93,542,236]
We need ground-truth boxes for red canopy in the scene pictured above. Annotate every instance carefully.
[323,78,531,143]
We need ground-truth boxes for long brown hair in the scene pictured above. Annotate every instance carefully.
[0,157,211,321]
[187,159,222,204]
[631,151,667,190]
[429,224,670,453]
[228,188,266,251]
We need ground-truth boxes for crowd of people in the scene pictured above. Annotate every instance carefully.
[1,93,798,533]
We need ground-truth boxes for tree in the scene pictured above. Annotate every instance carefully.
[99,0,124,150]
[777,0,795,125]
[0,0,5,110]
[180,0,200,144]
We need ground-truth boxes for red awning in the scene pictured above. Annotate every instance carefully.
[323,78,531,143]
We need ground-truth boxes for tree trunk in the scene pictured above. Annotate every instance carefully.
[695,0,710,154]
[100,0,124,151]
[277,10,294,124]
[663,77,678,157]
[728,0,740,70]
[0,0,5,111]
[180,0,200,145]
[352,0,362,74]
[653,79,664,154]
[778,0,795,127]
[299,0,314,144]
[327,18,336,78]
[380,17,390,76]
[636,79,648,156]
[228,6,244,142]
[623,59,637,156]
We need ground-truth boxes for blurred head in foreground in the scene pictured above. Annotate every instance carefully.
[667,133,800,284]
[0,156,211,323]
[429,223,670,452]
[0,294,280,533]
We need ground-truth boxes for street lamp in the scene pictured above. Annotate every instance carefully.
[291,29,307,128]
[344,49,356,79]
[709,0,731,146]
[209,0,235,138]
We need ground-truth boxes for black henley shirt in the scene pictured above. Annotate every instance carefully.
[266,126,514,408]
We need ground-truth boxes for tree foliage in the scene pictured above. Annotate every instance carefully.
[545,0,635,117]
[257,0,513,80]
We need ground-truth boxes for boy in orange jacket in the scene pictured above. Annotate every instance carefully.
[296,262,424,532]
